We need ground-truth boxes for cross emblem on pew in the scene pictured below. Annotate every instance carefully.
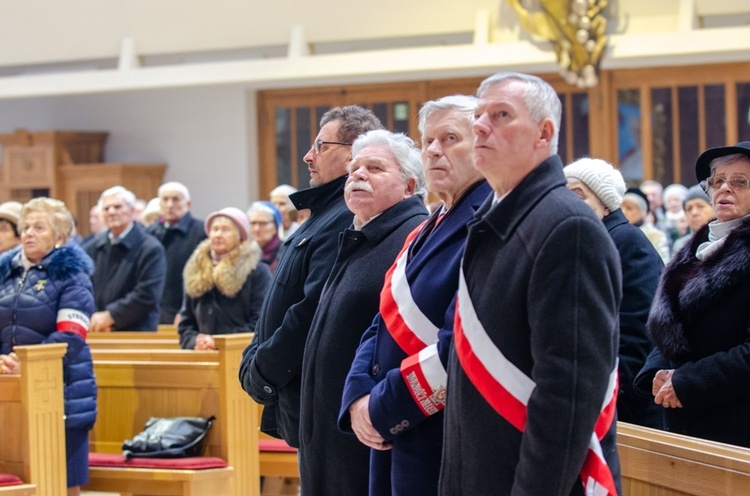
[34,366,58,402]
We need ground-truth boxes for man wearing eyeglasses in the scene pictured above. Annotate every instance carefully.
[240,106,384,451]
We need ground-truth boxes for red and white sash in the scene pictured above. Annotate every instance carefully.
[454,265,619,496]
[57,308,89,340]
[379,222,448,416]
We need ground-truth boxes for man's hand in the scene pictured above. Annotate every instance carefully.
[0,352,20,374]
[350,394,391,451]
[89,311,115,333]
[195,333,217,350]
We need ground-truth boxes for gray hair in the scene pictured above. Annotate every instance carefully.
[320,105,384,144]
[477,72,562,154]
[99,185,137,208]
[351,130,427,200]
[157,181,191,201]
[269,184,297,198]
[710,153,750,175]
[418,94,478,135]
[663,183,689,204]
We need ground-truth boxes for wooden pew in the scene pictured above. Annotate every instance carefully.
[0,343,68,496]
[617,421,750,495]
[87,338,180,351]
[84,334,260,496]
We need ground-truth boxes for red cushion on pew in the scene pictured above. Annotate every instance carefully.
[0,473,23,486]
[89,452,228,470]
[259,438,298,453]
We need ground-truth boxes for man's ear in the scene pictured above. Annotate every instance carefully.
[405,178,416,197]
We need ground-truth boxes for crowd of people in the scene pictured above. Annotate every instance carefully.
[1,71,749,495]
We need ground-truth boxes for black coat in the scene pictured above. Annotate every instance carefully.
[603,209,665,429]
[239,175,353,447]
[298,195,427,496]
[441,157,622,496]
[634,216,750,448]
[148,212,207,324]
[85,222,166,331]
[177,239,272,350]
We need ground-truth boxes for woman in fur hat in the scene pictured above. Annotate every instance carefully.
[178,207,272,350]
[635,142,750,447]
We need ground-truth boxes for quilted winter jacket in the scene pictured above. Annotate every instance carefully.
[0,245,97,430]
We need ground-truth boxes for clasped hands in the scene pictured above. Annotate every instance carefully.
[350,394,392,451]
[653,368,682,409]
[0,352,20,374]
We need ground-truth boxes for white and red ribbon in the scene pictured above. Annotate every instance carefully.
[56,308,89,340]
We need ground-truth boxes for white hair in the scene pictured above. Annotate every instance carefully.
[270,184,297,198]
[158,181,191,201]
[418,95,477,135]
[99,185,136,208]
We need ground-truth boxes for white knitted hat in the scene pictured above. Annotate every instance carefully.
[563,158,627,212]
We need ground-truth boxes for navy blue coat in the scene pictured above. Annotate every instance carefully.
[340,181,491,496]
[635,216,750,448]
[147,212,207,324]
[240,175,354,447]
[85,222,166,331]
[440,157,622,496]
[299,195,428,496]
[0,245,97,431]
[603,209,665,429]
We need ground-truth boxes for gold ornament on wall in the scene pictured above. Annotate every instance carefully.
[508,0,608,88]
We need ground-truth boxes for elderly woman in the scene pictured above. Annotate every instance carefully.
[635,141,750,447]
[0,198,96,496]
[178,207,272,350]
[247,201,283,273]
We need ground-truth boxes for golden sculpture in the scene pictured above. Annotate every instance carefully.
[508,0,608,88]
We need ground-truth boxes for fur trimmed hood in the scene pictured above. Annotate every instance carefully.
[0,244,93,281]
[649,215,750,358]
[183,238,262,298]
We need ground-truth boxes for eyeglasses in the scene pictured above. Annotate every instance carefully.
[312,140,352,154]
[249,221,274,227]
[704,176,750,190]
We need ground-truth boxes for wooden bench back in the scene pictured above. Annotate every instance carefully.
[0,344,67,496]
[90,334,259,496]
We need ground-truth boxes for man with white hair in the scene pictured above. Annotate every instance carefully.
[85,185,166,332]
[340,95,491,495]
[147,181,206,324]
[299,130,428,495]
[564,157,665,430]
[441,73,622,495]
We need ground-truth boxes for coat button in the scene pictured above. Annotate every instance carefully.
[372,364,380,375]
[263,385,273,394]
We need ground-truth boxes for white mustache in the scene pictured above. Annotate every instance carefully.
[345,180,374,194]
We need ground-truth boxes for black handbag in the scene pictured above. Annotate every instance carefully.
[122,416,215,459]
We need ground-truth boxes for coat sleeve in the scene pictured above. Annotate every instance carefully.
[44,273,95,366]
[107,241,166,329]
[338,315,381,432]
[177,293,199,349]
[243,264,272,333]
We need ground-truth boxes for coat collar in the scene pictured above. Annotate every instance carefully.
[0,244,93,281]
[290,175,347,212]
[92,221,147,251]
[355,195,428,245]
[603,208,629,232]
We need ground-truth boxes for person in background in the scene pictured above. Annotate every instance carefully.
[634,141,750,448]
[85,186,166,332]
[147,182,206,325]
[0,201,22,254]
[662,183,689,247]
[247,201,283,273]
[299,129,428,495]
[178,207,271,350]
[440,72,622,495]
[340,95,491,495]
[564,158,665,430]
[269,184,299,241]
[671,184,715,255]
[621,187,670,264]
[239,105,383,449]
[640,179,666,230]
[132,198,147,224]
[80,204,105,248]
[0,198,96,496]
[141,197,162,227]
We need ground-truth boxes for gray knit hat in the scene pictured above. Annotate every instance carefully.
[563,158,626,212]
[684,184,711,207]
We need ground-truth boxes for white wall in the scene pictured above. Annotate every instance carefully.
[0,85,258,218]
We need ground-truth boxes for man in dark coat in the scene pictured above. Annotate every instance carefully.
[147,181,206,325]
[340,95,491,496]
[299,130,428,495]
[86,185,166,332]
[239,106,384,447]
[441,73,622,496]
[564,157,665,430]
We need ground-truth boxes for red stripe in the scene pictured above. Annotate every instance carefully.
[400,352,442,416]
[56,321,87,340]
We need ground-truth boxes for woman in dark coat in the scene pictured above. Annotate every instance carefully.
[0,197,96,495]
[178,207,271,350]
[635,142,750,447]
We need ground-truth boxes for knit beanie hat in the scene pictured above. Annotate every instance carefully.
[683,184,710,207]
[205,207,250,241]
[563,158,626,212]
[622,188,650,215]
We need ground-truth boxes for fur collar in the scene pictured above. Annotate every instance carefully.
[183,239,261,298]
[0,245,93,281]
[649,216,750,358]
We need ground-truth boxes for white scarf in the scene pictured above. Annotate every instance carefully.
[695,215,747,260]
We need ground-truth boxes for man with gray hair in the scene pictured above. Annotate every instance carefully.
[240,105,383,450]
[298,129,428,495]
[441,73,622,495]
[147,181,206,324]
[85,185,166,332]
[339,95,491,495]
